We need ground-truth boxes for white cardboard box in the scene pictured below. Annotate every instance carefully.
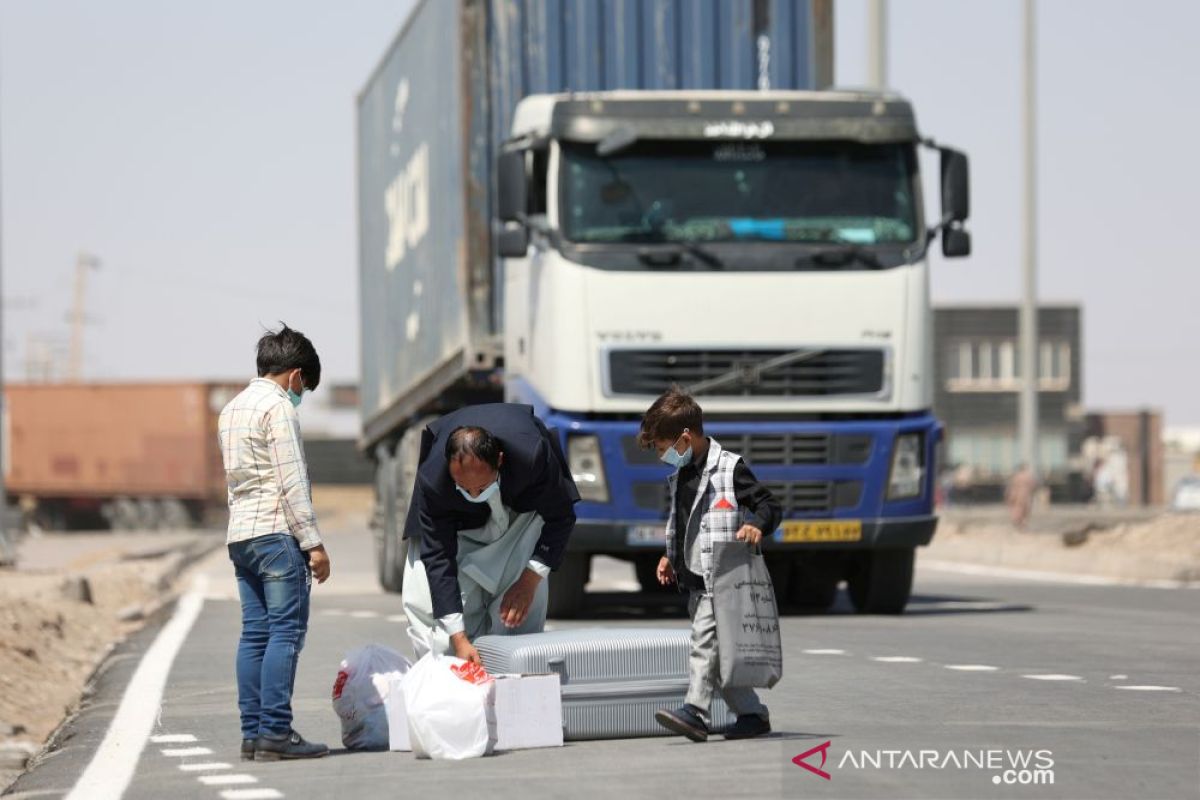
[489,673,563,751]
[384,674,411,752]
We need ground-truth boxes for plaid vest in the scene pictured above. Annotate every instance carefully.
[665,438,742,591]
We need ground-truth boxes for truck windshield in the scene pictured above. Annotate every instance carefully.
[559,139,918,248]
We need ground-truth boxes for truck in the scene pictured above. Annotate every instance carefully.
[358,0,971,616]
[3,382,239,530]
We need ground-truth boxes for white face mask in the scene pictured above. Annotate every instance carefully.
[457,476,500,504]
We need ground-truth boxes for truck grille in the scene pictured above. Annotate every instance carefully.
[632,480,862,518]
[621,433,871,466]
[607,349,885,397]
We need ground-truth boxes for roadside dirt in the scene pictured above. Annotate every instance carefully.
[927,510,1200,584]
[0,532,217,791]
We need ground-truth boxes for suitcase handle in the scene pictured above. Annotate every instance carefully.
[547,656,568,685]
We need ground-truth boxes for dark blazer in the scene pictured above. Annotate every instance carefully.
[402,403,580,618]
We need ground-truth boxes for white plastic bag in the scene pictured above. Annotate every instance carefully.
[402,651,493,760]
[332,644,411,751]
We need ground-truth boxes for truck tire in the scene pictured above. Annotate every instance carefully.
[847,548,915,614]
[788,554,841,611]
[375,452,406,593]
[548,553,590,618]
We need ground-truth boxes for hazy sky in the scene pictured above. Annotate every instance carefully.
[2,1,1199,422]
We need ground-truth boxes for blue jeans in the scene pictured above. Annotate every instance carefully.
[229,534,311,740]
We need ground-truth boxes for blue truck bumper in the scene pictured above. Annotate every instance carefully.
[535,408,943,556]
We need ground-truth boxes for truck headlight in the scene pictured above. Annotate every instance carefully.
[567,434,609,503]
[887,433,925,500]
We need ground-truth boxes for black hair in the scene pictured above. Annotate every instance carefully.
[256,323,321,390]
[445,426,502,469]
[637,385,704,448]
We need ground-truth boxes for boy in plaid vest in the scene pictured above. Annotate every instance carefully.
[640,388,781,742]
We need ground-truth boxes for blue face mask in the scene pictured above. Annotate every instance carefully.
[287,373,305,408]
[457,477,501,504]
[660,432,693,469]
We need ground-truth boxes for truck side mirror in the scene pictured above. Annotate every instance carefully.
[940,148,969,223]
[496,222,529,258]
[942,226,971,258]
[497,150,527,223]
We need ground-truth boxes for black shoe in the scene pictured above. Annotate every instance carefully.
[724,713,771,740]
[254,729,329,761]
[240,739,255,761]
[654,704,709,743]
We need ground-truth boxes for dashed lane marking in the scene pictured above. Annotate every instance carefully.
[199,774,259,786]
[871,656,924,663]
[1114,685,1182,692]
[150,734,197,744]
[803,649,847,655]
[219,790,284,800]
[161,747,214,757]
[178,762,233,772]
[945,664,1000,671]
[350,610,380,619]
[1022,674,1084,681]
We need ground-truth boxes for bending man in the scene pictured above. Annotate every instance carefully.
[402,403,579,663]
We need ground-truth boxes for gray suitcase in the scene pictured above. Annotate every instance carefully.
[475,628,732,740]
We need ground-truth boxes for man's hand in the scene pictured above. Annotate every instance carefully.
[450,632,481,666]
[735,524,763,546]
[499,568,542,629]
[307,545,331,583]
[656,555,675,586]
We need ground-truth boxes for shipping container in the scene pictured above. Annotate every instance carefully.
[356,0,833,448]
[3,382,241,529]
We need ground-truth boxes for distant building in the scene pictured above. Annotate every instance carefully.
[932,305,1085,502]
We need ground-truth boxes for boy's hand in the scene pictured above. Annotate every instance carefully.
[736,524,763,546]
[307,545,331,583]
[656,555,675,585]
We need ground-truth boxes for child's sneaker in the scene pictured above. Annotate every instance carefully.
[724,713,771,740]
[655,704,709,742]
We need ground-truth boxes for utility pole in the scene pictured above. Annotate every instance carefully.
[1019,0,1040,475]
[68,252,100,382]
[867,0,888,90]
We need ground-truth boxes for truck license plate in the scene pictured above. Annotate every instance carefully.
[779,520,862,543]
[626,525,666,546]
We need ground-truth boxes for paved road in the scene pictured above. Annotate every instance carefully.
[8,524,1199,800]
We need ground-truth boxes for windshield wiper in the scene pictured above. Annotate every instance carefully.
[796,244,885,270]
[632,240,724,269]
[686,348,826,395]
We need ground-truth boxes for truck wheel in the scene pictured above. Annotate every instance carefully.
[634,555,672,593]
[548,553,590,618]
[788,554,841,611]
[375,453,405,593]
[847,548,915,614]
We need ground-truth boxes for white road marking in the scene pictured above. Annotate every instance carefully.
[872,656,924,663]
[64,575,209,800]
[1022,674,1084,681]
[1114,685,1182,692]
[385,614,408,623]
[945,664,1000,671]
[803,649,847,655]
[178,762,232,772]
[150,734,197,744]
[220,790,284,800]
[350,610,379,619]
[161,747,214,758]
[199,774,259,786]
[321,609,347,616]
[1109,674,1128,680]
[920,559,1199,589]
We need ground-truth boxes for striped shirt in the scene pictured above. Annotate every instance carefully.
[218,378,322,551]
